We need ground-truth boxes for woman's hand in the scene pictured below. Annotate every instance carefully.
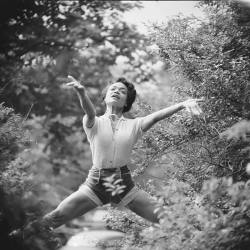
[62,75,95,117]
[182,98,203,115]
[64,75,85,94]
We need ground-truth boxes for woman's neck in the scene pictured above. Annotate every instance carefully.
[105,106,123,118]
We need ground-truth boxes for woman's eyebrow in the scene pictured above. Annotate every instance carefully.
[119,87,127,91]
[110,86,127,91]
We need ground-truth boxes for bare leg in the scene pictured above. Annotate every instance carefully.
[42,189,98,229]
[126,189,160,224]
[10,188,98,241]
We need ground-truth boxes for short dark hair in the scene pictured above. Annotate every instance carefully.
[101,77,137,113]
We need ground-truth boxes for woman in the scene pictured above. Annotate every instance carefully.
[12,75,202,238]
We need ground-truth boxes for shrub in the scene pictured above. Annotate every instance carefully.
[0,103,59,250]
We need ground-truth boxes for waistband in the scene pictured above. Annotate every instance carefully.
[90,165,129,174]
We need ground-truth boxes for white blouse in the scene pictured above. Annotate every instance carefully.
[83,114,144,169]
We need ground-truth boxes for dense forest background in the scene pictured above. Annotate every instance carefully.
[1,0,250,250]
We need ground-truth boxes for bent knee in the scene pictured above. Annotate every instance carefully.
[44,208,71,227]
[47,208,67,220]
[148,213,160,224]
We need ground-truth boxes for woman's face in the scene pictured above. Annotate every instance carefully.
[104,82,128,110]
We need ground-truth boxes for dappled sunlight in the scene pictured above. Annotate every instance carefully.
[1,1,250,250]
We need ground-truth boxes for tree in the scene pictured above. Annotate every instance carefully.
[116,1,250,249]
[0,0,144,114]
[0,103,61,250]
[148,0,250,186]
[0,1,160,248]
[0,0,152,178]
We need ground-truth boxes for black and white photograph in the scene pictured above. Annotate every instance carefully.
[1,0,250,249]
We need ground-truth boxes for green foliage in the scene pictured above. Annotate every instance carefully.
[105,1,250,250]
[147,0,250,185]
[119,99,250,250]
[2,1,250,250]
[192,177,250,250]
[0,1,158,248]
[0,0,142,63]
[0,0,154,177]
[0,103,30,169]
[103,174,126,196]
[0,104,61,250]
[121,177,250,250]
[1,0,145,115]
[221,120,250,141]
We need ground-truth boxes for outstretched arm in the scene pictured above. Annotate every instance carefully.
[141,99,203,132]
[65,75,96,128]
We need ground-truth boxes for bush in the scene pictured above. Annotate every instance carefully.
[105,1,250,249]
[0,103,60,250]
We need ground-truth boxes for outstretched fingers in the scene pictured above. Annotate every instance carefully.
[67,75,77,82]
[195,98,204,103]
[192,105,202,115]
[185,105,193,114]
[60,82,76,89]
[196,105,203,114]
[184,100,203,115]
[66,81,77,86]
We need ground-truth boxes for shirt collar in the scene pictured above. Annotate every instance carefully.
[103,113,126,121]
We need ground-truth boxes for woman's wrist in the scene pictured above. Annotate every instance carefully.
[75,87,86,96]
[177,102,185,110]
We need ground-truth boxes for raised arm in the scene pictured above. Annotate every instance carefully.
[65,75,96,128]
[141,99,203,132]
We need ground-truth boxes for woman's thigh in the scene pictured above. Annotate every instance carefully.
[44,189,98,227]
[58,189,98,214]
[126,189,159,224]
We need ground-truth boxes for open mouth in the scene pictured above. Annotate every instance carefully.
[111,94,120,99]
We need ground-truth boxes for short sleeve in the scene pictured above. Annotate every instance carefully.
[133,117,144,142]
[82,115,98,141]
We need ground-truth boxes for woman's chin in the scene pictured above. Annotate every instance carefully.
[106,101,123,107]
